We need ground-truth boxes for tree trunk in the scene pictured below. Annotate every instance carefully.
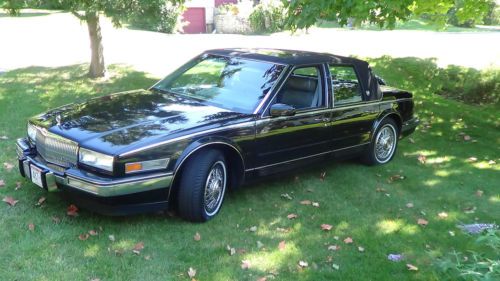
[86,12,106,78]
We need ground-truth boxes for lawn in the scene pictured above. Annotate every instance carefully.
[0,59,498,281]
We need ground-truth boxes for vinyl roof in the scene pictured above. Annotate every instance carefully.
[205,48,366,66]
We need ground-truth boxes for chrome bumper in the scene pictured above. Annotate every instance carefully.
[16,138,173,197]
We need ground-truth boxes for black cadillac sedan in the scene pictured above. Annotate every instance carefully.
[16,49,418,222]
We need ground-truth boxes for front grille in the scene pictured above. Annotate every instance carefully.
[35,128,78,167]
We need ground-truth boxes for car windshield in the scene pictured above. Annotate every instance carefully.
[153,55,285,113]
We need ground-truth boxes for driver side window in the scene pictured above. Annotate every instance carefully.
[275,66,324,110]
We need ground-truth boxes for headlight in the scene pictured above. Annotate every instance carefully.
[27,123,37,143]
[78,148,114,172]
[125,158,170,174]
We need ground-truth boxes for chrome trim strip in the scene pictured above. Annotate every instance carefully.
[66,170,174,186]
[246,142,370,171]
[119,121,255,157]
[253,65,290,114]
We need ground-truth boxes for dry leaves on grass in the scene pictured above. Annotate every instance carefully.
[52,216,61,224]
[321,224,333,231]
[438,212,448,219]
[15,182,22,190]
[3,196,18,206]
[278,241,286,251]
[298,261,308,268]
[476,190,484,197]
[226,245,236,256]
[417,154,427,164]
[406,264,419,271]
[132,242,145,254]
[343,237,353,244]
[406,202,414,208]
[312,202,320,207]
[67,204,79,217]
[28,223,35,231]
[300,200,312,205]
[193,232,201,241]
[358,246,365,252]
[388,174,405,183]
[319,171,326,181]
[35,196,46,207]
[327,245,340,251]
[187,267,196,278]
[241,260,251,270]
[0,135,8,140]
[79,233,90,241]
[287,213,298,219]
[89,230,98,236]
[0,180,5,188]
[417,218,429,226]
[3,162,14,172]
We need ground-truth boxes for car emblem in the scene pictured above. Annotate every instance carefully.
[56,114,62,126]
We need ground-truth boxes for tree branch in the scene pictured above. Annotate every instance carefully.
[71,11,85,21]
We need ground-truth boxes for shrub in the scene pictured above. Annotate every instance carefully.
[439,66,500,105]
[126,1,184,33]
[249,0,287,33]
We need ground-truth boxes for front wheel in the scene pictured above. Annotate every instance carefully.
[177,149,228,222]
[364,119,399,165]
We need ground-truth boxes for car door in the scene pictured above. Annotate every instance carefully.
[252,65,332,169]
[328,64,379,151]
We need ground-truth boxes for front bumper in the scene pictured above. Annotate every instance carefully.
[16,138,173,215]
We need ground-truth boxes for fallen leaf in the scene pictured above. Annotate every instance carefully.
[249,226,257,232]
[417,155,427,164]
[79,233,89,241]
[476,190,484,197]
[287,213,298,219]
[298,260,308,268]
[327,245,340,251]
[3,196,18,206]
[193,232,201,241]
[319,171,326,181]
[467,157,478,162]
[488,160,496,165]
[332,263,340,270]
[241,260,251,270]
[28,223,35,231]
[257,277,267,281]
[463,206,476,214]
[0,180,5,188]
[0,135,8,140]
[321,224,333,231]
[89,230,98,236]
[449,231,455,236]
[3,162,14,172]
[278,240,286,251]
[358,246,365,252]
[417,218,428,226]
[389,175,405,182]
[312,202,320,207]
[35,196,46,206]
[90,278,100,281]
[67,204,79,217]
[51,216,61,224]
[406,264,419,271]
[280,193,293,200]
[343,237,353,244]
[463,135,471,141]
[132,242,144,254]
[300,200,312,205]
[406,202,414,208]
[376,187,387,193]
[226,245,236,256]
[257,241,264,249]
[15,181,22,190]
[187,267,196,278]
[108,235,116,242]
[408,137,415,144]
[438,212,448,219]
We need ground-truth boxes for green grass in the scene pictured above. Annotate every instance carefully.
[0,60,499,281]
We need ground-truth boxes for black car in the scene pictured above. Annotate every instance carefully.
[16,49,418,222]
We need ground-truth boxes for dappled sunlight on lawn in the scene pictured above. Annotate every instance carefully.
[376,219,419,235]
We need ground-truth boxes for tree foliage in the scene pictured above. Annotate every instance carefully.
[283,0,492,30]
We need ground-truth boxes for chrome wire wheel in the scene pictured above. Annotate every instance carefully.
[203,161,227,216]
[374,124,397,163]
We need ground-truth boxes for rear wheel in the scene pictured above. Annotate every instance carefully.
[364,119,399,165]
[177,149,227,222]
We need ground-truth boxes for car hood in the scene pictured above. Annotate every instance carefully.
[30,89,252,155]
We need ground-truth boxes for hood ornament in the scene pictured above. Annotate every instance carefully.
[56,114,62,126]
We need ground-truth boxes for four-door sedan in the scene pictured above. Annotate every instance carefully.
[16,48,418,222]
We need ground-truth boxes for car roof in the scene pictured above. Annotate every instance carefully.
[205,48,366,66]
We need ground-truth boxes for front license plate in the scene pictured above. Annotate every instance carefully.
[30,165,44,188]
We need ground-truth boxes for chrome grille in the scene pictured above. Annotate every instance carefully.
[35,128,78,167]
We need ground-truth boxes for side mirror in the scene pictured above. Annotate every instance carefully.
[270,103,296,117]
[375,75,386,86]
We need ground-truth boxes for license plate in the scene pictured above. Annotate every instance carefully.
[30,165,44,188]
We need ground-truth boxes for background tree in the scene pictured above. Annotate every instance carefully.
[283,0,492,30]
[2,0,184,78]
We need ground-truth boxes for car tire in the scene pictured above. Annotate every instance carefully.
[177,149,228,222]
[364,118,399,165]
